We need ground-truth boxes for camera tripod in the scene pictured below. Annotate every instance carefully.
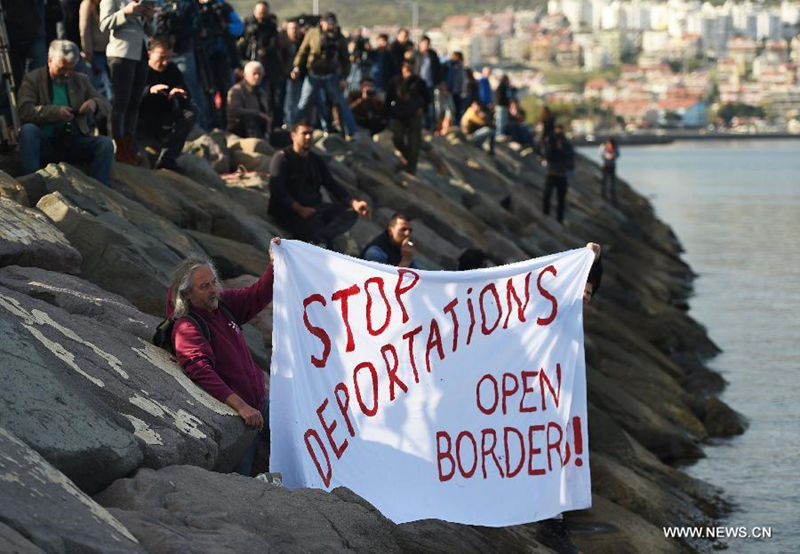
[0,3,19,150]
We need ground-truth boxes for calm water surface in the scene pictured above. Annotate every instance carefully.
[580,140,800,553]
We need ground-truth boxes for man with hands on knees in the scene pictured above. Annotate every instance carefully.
[167,237,281,475]
[268,121,370,249]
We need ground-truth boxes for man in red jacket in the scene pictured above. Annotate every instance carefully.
[166,238,279,475]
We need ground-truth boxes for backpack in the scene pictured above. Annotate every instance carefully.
[152,303,236,355]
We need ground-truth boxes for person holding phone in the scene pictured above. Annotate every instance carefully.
[100,0,152,165]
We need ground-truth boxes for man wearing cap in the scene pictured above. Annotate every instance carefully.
[291,11,357,138]
[18,40,114,186]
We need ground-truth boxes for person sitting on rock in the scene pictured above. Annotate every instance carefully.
[138,38,197,171]
[18,39,114,186]
[226,60,272,139]
[268,121,370,249]
[460,99,495,156]
[167,238,279,476]
[362,212,417,268]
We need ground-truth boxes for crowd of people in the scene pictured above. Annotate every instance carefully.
[3,1,614,488]
[4,1,545,173]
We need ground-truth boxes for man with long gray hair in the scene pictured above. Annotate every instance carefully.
[166,238,279,475]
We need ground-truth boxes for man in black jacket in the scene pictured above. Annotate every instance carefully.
[415,35,440,130]
[268,121,370,248]
[385,61,429,174]
[362,213,417,268]
[138,38,197,170]
[543,123,575,224]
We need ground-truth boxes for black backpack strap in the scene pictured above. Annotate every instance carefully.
[183,311,212,343]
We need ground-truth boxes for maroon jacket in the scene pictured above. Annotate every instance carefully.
[168,266,274,410]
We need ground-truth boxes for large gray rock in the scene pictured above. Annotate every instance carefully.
[97,465,408,554]
[0,312,142,494]
[33,163,204,314]
[0,266,255,477]
[112,162,281,252]
[0,427,145,553]
[0,197,81,273]
[0,170,29,205]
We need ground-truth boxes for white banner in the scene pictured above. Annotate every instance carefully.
[270,240,593,526]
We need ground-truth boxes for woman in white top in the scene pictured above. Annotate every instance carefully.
[99,0,153,164]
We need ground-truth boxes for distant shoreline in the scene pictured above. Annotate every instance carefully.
[574,132,800,146]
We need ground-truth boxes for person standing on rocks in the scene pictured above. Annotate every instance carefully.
[18,39,114,186]
[542,123,574,224]
[167,238,279,476]
[599,137,619,204]
[268,121,370,249]
[385,60,429,174]
[362,213,417,268]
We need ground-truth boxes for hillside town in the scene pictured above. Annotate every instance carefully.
[366,0,800,134]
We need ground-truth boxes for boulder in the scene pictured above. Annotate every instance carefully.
[97,465,407,554]
[176,153,229,190]
[112,162,282,253]
[0,267,255,475]
[0,308,143,494]
[0,170,29,205]
[0,197,82,273]
[0,427,145,553]
[231,149,271,172]
[185,131,232,173]
[34,165,203,315]
[186,230,268,279]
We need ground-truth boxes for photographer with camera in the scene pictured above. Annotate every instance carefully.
[138,37,196,170]
[291,12,356,139]
[18,40,113,186]
[150,0,209,131]
[197,0,243,129]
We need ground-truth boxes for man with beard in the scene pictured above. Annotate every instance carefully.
[268,121,370,248]
[167,239,279,475]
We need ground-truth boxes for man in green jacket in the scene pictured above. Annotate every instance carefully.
[290,12,357,138]
[18,40,114,186]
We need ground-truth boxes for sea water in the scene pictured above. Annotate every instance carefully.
[580,139,800,553]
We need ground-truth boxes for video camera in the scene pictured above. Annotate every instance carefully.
[288,14,320,31]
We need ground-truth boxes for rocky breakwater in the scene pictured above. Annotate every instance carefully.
[0,129,744,553]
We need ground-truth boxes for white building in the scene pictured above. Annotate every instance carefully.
[757,11,782,41]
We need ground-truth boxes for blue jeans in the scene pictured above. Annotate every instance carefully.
[172,50,209,131]
[284,78,303,127]
[88,52,112,100]
[470,126,495,154]
[495,106,509,135]
[19,124,114,186]
[233,397,270,476]
[297,73,356,136]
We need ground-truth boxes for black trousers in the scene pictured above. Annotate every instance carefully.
[601,165,617,203]
[543,175,568,223]
[140,106,197,164]
[273,203,358,248]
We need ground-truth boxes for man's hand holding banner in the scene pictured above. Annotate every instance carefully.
[270,241,594,525]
